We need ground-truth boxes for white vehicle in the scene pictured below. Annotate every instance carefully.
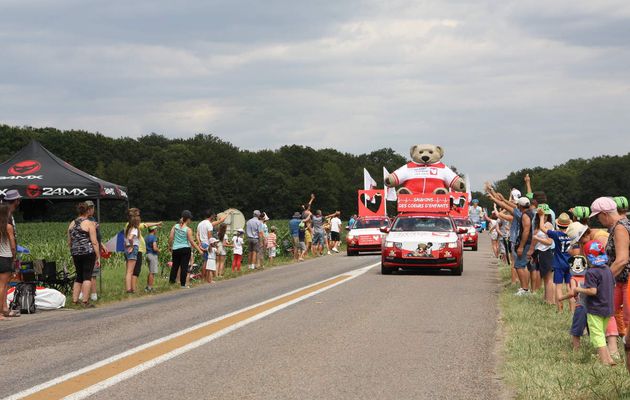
[346,216,390,256]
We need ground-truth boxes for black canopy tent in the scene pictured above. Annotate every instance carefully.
[0,140,129,220]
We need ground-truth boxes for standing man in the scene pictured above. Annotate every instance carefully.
[329,212,342,253]
[289,212,302,260]
[246,210,264,270]
[311,210,326,256]
[196,210,226,281]
[85,201,106,301]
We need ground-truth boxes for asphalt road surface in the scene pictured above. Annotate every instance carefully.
[2,235,502,400]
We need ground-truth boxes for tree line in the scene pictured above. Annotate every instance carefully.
[0,125,407,221]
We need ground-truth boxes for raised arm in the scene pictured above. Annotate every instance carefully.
[524,174,532,196]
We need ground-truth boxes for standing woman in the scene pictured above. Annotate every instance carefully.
[68,202,100,307]
[169,210,203,288]
[0,204,17,319]
[216,224,228,278]
[124,211,141,293]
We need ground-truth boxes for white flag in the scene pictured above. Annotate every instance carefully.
[383,167,397,201]
[363,168,377,190]
[465,174,472,202]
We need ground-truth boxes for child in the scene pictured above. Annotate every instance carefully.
[571,240,616,366]
[144,226,160,292]
[266,226,277,267]
[205,238,218,283]
[231,229,244,273]
[539,210,573,311]
[559,255,588,350]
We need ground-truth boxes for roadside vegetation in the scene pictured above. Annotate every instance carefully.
[16,220,345,306]
[499,263,630,399]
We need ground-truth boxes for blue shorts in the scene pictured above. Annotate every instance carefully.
[553,267,571,284]
[312,231,325,246]
[201,242,209,260]
[125,245,139,260]
[514,243,531,269]
[570,306,587,337]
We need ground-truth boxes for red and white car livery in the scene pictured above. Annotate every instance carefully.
[346,216,390,256]
[453,218,478,251]
[381,213,465,275]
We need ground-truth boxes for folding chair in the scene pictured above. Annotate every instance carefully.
[40,261,75,295]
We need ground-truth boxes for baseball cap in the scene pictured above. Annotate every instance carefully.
[2,190,22,201]
[566,222,588,245]
[572,206,590,219]
[517,197,530,207]
[148,225,159,231]
[584,240,608,266]
[472,199,479,204]
[537,203,551,215]
[614,196,629,210]
[85,200,95,208]
[590,197,617,217]
[236,228,244,234]
[208,237,219,244]
[556,213,571,228]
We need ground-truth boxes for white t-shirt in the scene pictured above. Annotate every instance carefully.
[232,235,243,255]
[126,227,139,246]
[534,223,553,251]
[330,217,342,233]
[197,219,213,244]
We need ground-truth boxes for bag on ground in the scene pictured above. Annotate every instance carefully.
[9,282,37,314]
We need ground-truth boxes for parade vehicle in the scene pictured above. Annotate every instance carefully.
[380,194,467,276]
[346,216,391,256]
[453,217,478,251]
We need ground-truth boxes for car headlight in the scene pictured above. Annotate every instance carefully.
[447,242,459,248]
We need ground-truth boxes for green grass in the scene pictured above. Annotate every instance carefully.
[499,264,630,399]
[16,220,346,306]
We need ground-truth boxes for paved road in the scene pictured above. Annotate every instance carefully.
[2,236,502,400]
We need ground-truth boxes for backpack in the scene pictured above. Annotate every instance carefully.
[10,282,37,314]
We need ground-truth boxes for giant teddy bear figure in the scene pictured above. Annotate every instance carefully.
[385,144,466,195]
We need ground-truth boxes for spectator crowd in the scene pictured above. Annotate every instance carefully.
[484,175,630,369]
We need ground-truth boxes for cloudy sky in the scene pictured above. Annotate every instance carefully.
[1,0,630,189]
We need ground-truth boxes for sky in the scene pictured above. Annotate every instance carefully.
[1,0,630,190]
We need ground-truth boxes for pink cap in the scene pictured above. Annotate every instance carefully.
[590,197,617,217]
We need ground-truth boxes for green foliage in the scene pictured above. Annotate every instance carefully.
[0,125,407,222]
[493,154,630,213]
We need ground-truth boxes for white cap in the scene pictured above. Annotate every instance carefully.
[517,197,530,207]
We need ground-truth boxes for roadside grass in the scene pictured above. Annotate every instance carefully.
[499,263,630,399]
[15,220,346,307]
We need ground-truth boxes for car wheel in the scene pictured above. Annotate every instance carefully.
[451,260,463,276]
[381,263,395,275]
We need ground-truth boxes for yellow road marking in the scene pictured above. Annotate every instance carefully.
[21,275,351,400]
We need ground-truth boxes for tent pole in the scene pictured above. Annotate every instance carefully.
[96,198,101,223]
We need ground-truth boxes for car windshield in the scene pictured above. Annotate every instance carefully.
[454,219,473,227]
[391,216,454,232]
[353,219,388,229]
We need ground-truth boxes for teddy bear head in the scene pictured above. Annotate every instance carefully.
[410,144,444,164]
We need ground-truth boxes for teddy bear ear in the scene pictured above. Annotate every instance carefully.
[409,145,419,156]
[436,146,444,158]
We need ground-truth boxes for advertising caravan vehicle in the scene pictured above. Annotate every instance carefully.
[346,216,390,256]
[380,194,466,276]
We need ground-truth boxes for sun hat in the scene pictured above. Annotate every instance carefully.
[537,203,551,215]
[292,212,301,218]
[517,197,530,207]
[614,196,629,210]
[556,213,571,228]
[566,222,588,245]
[2,190,22,201]
[572,206,590,219]
[590,197,617,217]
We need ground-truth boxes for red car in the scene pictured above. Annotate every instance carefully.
[381,212,466,275]
[453,218,478,251]
[346,216,390,256]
